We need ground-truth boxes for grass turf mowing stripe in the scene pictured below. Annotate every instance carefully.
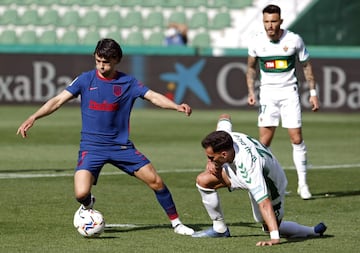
[0,163,359,179]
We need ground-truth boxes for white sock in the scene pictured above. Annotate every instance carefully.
[292,141,308,186]
[279,221,316,238]
[171,218,181,228]
[196,184,227,233]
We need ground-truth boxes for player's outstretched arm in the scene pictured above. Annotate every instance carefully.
[17,90,74,138]
[144,90,192,116]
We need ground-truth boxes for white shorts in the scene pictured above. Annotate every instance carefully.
[258,85,302,128]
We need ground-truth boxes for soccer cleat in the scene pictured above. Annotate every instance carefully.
[192,227,230,238]
[174,223,195,235]
[297,184,312,200]
[314,222,327,236]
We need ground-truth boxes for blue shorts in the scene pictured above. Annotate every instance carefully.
[75,146,150,184]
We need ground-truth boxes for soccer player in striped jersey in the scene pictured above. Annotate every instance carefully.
[192,114,326,246]
[246,4,320,200]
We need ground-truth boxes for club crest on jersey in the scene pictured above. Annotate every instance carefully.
[283,46,288,52]
[113,85,122,97]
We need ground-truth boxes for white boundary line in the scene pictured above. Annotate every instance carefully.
[0,164,359,179]
[105,224,140,228]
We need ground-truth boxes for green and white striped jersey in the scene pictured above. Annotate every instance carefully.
[248,29,309,88]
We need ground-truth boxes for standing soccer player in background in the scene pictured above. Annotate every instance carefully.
[246,4,320,199]
[17,38,194,236]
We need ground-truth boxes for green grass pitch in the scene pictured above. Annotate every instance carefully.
[0,106,359,252]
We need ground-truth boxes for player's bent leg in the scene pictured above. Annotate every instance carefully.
[135,164,194,235]
[279,221,327,238]
[134,163,164,190]
[192,184,230,238]
[74,169,95,209]
[196,169,229,190]
[155,185,194,235]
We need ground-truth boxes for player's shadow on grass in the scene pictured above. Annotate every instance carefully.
[102,222,333,242]
[104,223,174,234]
[103,222,259,238]
[312,190,360,199]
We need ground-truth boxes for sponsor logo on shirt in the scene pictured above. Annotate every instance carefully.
[264,60,288,69]
[89,100,119,111]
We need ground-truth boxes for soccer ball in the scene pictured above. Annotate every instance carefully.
[73,208,105,238]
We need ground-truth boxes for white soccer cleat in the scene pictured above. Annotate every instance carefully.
[297,184,312,200]
[174,223,195,235]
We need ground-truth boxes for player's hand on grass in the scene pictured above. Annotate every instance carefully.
[17,116,35,138]
[256,238,280,246]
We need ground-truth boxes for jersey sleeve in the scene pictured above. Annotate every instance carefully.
[247,33,259,57]
[117,72,149,99]
[247,167,269,203]
[65,71,93,97]
[66,76,82,97]
[134,79,150,98]
[296,35,310,63]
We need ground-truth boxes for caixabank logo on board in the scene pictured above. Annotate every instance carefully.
[0,61,72,103]
[160,59,211,105]
[0,54,359,111]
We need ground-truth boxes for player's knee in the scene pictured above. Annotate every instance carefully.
[291,137,303,145]
[195,173,205,186]
[195,172,214,189]
[146,174,165,191]
[152,181,165,191]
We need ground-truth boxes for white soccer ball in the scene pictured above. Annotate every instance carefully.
[73,208,105,238]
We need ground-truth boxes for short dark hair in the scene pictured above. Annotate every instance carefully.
[201,131,233,153]
[263,4,281,16]
[94,38,123,63]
